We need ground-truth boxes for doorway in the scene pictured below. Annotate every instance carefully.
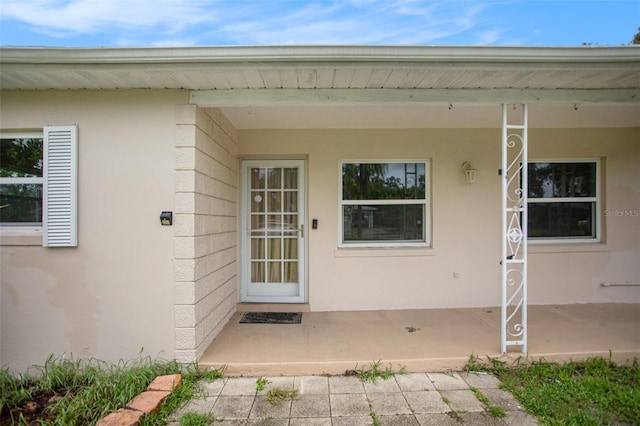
[240,159,306,303]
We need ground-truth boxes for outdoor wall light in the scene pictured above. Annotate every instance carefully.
[160,211,173,226]
[462,161,477,184]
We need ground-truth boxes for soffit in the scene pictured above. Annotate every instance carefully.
[1,45,639,92]
[1,46,639,128]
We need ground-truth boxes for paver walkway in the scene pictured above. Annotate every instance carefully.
[169,371,538,425]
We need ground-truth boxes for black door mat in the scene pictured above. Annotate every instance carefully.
[240,312,302,324]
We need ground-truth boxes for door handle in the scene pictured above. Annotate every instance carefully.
[300,224,304,238]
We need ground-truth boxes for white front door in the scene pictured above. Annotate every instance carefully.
[240,160,306,303]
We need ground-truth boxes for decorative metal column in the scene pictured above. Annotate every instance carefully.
[501,103,528,354]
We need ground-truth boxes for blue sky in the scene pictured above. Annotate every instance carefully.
[0,0,638,47]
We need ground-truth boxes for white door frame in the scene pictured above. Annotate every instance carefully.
[240,159,306,303]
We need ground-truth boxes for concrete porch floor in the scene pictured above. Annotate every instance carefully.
[198,303,640,376]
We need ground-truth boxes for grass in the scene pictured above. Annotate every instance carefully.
[354,360,406,383]
[469,386,506,418]
[465,354,640,425]
[255,377,269,392]
[0,354,225,426]
[266,388,298,406]
[178,411,219,426]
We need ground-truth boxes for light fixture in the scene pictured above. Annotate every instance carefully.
[462,161,477,184]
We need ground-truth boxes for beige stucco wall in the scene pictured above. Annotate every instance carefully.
[238,127,640,311]
[0,90,187,372]
[528,128,640,304]
[1,90,637,371]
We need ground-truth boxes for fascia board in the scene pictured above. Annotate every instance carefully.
[1,45,640,65]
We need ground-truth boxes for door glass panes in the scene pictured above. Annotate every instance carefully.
[250,167,299,284]
[284,168,297,189]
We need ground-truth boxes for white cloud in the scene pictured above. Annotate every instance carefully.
[1,0,219,37]
[216,1,492,45]
[0,0,508,46]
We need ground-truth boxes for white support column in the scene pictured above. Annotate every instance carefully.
[501,103,528,354]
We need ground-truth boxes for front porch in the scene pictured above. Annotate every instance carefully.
[198,303,640,376]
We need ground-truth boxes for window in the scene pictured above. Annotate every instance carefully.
[0,133,44,225]
[528,160,600,242]
[340,161,429,247]
[0,126,78,247]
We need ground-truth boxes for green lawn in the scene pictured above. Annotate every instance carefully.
[466,354,640,425]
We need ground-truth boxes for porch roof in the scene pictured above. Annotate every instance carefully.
[1,45,639,93]
[2,45,639,128]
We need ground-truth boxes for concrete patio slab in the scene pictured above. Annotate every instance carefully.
[290,394,330,418]
[330,393,371,417]
[414,413,460,425]
[212,395,255,419]
[460,371,502,389]
[219,377,258,396]
[482,388,525,411]
[293,375,329,394]
[363,377,402,393]
[403,391,450,414]
[395,373,437,392]
[440,389,486,412]
[329,375,365,393]
[367,392,413,415]
[249,395,292,419]
[426,372,468,390]
[198,304,640,377]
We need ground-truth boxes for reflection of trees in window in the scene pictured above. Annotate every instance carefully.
[341,162,427,244]
[527,161,598,240]
[342,163,425,200]
[0,184,43,222]
[0,138,43,177]
[528,163,595,198]
[0,138,44,223]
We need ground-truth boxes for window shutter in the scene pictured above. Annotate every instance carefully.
[43,125,78,247]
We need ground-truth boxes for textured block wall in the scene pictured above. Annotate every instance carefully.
[174,105,238,363]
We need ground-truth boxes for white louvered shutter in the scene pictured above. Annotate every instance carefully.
[43,125,78,247]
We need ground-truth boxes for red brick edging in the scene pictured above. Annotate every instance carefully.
[96,374,182,426]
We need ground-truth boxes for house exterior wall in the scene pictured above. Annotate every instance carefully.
[174,107,238,363]
[238,127,639,311]
[0,90,187,371]
[528,128,640,303]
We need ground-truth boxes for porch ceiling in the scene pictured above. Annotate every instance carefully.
[2,45,639,128]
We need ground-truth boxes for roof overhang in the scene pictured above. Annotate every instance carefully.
[1,45,639,128]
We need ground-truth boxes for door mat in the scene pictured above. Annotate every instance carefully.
[239,312,302,324]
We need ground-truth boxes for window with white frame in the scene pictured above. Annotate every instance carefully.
[0,133,44,225]
[528,159,600,242]
[340,161,429,247]
[0,126,78,247]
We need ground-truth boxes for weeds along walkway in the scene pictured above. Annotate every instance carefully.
[168,370,538,425]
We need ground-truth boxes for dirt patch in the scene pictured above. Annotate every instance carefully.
[1,391,61,425]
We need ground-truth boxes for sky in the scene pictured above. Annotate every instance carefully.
[0,0,638,48]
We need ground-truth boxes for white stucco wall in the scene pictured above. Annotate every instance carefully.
[238,127,640,311]
[0,90,186,372]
